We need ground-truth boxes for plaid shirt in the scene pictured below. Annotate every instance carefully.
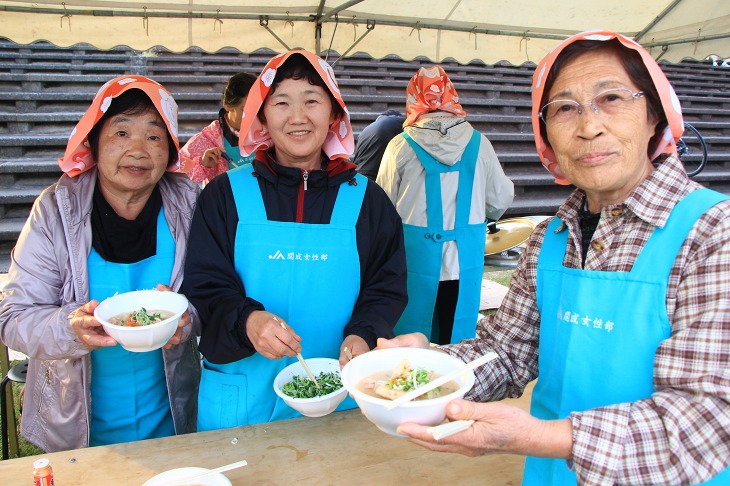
[444,155,730,485]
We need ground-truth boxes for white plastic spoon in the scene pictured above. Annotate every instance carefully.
[166,459,248,486]
[384,352,498,410]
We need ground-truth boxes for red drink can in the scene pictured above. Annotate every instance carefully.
[32,458,55,486]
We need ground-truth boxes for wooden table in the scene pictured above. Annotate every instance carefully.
[0,385,533,485]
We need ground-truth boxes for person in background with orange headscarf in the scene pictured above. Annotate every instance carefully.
[379,31,730,485]
[182,50,407,431]
[0,76,201,452]
[377,66,514,345]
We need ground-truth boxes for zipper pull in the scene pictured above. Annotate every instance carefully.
[303,169,309,191]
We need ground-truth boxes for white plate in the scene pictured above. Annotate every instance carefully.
[142,467,233,486]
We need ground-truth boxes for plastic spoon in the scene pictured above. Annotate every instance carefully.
[384,352,498,410]
[166,459,248,486]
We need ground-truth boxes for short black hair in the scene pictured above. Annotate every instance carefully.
[87,89,177,167]
[258,52,344,123]
[222,72,257,107]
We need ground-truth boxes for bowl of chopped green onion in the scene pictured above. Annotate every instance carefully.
[273,358,347,417]
[94,289,188,353]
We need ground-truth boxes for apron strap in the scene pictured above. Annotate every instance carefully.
[631,188,728,276]
[454,130,480,228]
[330,173,368,226]
[228,164,266,223]
[400,130,481,240]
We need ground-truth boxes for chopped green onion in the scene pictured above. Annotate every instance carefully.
[130,307,163,326]
[282,371,342,399]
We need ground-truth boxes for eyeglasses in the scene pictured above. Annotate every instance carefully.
[538,88,645,124]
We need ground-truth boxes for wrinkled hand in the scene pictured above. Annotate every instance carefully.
[69,301,117,349]
[397,399,572,459]
[246,311,302,360]
[201,147,225,168]
[376,333,430,350]
[157,283,190,349]
[339,334,369,367]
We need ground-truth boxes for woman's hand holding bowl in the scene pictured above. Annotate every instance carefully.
[376,332,430,350]
[156,283,190,349]
[246,311,302,360]
[70,300,117,349]
[397,399,573,460]
[339,334,368,366]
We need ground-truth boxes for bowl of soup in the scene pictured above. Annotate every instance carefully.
[94,289,188,353]
[340,347,475,436]
[273,358,347,417]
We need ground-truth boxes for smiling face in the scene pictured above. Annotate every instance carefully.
[95,108,170,209]
[545,49,659,211]
[262,77,336,170]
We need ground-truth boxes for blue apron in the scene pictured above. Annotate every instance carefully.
[526,189,730,485]
[197,165,366,431]
[223,137,254,170]
[87,208,176,446]
[393,131,486,343]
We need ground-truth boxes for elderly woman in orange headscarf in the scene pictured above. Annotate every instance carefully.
[377,66,514,345]
[380,32,730,485]
[182,50,407,431]
[0,76,201,452]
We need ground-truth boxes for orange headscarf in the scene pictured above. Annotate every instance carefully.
[404,66,467,127]
[531,30,684,185]
[58,75,183,177]
[238,49,354,160]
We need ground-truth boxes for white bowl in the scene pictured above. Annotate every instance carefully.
[142,467,232,486]
[273,358,347,417]
[341,347,475,436]
[94,290,188,353]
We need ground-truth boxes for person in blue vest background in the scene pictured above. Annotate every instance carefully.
[0,76,201,452]
[378,31,730,485]
[183,49,408,431]
[181,72,258,186]
[377,66,514,344]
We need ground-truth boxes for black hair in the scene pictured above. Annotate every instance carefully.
[222,72,257,107]
[257,52,344,123]
[87,89,177,167]
[539,39,667,159]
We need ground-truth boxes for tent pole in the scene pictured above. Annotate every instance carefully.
[634,0,684,42]
[330,20,375,67]
[259,16,291,51]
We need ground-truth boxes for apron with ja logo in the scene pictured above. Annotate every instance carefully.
[197,165,366,431]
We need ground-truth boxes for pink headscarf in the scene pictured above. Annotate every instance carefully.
[404,66,467,127]
[531,30,684,185]
[58,75,183,177]
[238,49,354,160]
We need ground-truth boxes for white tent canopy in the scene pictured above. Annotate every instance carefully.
[1,0,729,64]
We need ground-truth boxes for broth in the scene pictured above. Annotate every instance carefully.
[356,361,459,401]
[109,308,173,327]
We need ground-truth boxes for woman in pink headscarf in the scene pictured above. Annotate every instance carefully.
[183,50,407,431]
[0,76,201,452]
[377,65,514,345]
[380,31,730,485]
